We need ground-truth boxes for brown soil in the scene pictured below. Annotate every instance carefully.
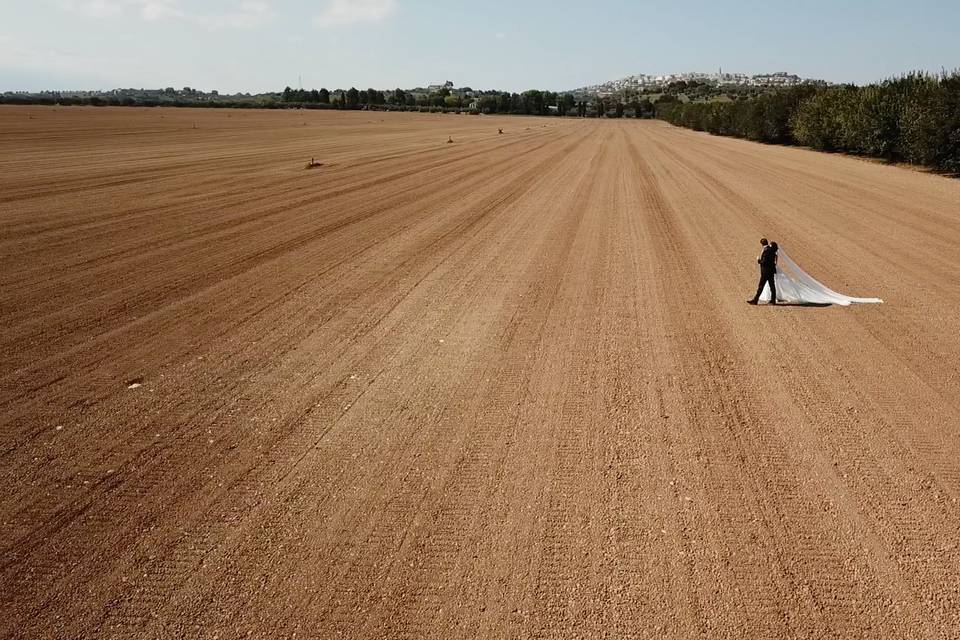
[2,106,959,639]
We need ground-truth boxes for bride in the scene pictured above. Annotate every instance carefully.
[759,244,883,306]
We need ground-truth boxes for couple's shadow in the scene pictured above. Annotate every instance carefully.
[767,302,832,308]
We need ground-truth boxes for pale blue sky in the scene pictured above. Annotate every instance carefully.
[1,0,958,93]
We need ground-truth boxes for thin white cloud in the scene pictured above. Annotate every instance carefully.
[139,1,183,22]
[0,32,137,82]
[61,0,180,20]
[196,1,274,30]
[60,0,124,17]
[313,0,396,28]
[61,0,273,29]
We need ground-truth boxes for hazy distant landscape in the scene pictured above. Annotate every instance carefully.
[5,67,957,173]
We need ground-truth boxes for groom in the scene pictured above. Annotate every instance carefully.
[748,238,778,305]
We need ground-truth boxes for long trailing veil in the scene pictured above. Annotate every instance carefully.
[759,250,883,306]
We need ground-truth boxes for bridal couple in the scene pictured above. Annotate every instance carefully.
[748,237,779,305]
[745,237,882,307]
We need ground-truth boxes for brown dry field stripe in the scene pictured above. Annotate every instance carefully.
[1,105,959,639]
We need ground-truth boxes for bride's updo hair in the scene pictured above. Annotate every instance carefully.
[771,241,779,251]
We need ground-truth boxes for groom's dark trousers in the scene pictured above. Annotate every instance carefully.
[754,267,777,303]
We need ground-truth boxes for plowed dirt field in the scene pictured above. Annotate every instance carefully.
[2,106,959,638]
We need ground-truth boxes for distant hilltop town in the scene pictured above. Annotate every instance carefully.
[574,71,821,97]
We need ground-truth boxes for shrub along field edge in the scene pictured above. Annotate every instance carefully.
[655,72,960,174]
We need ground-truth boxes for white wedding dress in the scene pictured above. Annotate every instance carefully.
[759,250,883,306]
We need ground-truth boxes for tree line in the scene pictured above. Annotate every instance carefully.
[281,85,573,114]
[279,85,659,118]
[3,84,655,119]
[656,72,960,173]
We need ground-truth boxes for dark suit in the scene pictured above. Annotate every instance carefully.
[752,245,778,303]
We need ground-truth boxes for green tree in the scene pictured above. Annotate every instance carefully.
[365,88,385,105]
[520,90,544,115]
[346,87,360,108]
[638,98,654,118]
[791,88,848,150]
[478,95,499,113]
[543,91,558,114]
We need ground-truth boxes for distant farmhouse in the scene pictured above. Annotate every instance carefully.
[426,81,455,93]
